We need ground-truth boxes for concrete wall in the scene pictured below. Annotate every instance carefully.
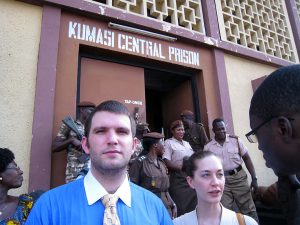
[225,54,278,186]
[0,0,42,195]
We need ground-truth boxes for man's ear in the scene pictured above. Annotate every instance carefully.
[276,116,293,142]
[186,176,195,189]
[132,137,138,154]
[82,136,90,154]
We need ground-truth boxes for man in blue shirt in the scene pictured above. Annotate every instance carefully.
[26,100,173,225]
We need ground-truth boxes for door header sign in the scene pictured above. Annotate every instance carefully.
[67,20,200,68]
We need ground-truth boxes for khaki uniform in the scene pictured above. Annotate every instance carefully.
[163,137,194,168]
[204,135,258,222]
[183,122,208,152]
[56,121,89,183]
[163,138,196,216]
[129,156,173,215]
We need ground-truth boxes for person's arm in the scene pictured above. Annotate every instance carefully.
[163,140,182,172]
[203,142,209,152]
[163,159,182,172]
[51,123,81,152]
[198,123,209,148]
[166,191,177,219]
[52,136,81,152]
[242,152,258,191]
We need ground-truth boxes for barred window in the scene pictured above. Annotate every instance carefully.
[86,0,205,34]
[215,0,297,62]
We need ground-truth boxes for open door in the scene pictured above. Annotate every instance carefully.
[51,57,146,187]
[79,57,146,120]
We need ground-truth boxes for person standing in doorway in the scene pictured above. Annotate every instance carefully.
[204,118,259,222]
[163,120,197,216]
[180,110,209,152]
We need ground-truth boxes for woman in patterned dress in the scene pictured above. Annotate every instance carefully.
[0,148,34,225]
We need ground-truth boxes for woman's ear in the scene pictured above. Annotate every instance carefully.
[186,176,195,189]
[276,116,293,142]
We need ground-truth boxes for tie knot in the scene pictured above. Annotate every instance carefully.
[101,194,119,208]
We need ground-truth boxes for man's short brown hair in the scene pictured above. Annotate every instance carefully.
[84,100,136,138]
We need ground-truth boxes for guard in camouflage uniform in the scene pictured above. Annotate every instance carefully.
[180,110,208,152]
[52,101,95,183]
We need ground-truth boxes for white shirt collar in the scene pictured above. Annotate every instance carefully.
[84,170,131,207]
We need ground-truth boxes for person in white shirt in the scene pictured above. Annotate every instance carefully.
[163,120,196,216]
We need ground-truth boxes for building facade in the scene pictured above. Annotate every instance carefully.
[1,0,299,194]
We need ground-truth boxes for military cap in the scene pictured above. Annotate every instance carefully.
[143,132,164,139]
[180,110,194,117]
[136,122,150,133]
[77,101,96,108]
[170,120,183,130]
[137,122,149,129]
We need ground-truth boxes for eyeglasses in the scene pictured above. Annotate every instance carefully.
[6,165,21,171]
[245,116,294,143]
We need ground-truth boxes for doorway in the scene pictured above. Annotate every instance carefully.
[51,54,202,187]
[78,56,201,137]
[144,69,196,138]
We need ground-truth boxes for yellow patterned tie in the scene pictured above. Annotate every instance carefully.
[101,194,121,225]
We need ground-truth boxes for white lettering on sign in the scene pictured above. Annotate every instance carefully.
[124,100,143,105]
[68,21,114,47]
[68,21,200,67]
[117,33,165,59]
[168,46,199,66]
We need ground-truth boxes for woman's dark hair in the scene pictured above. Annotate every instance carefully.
[183,151,218,177]
[0,148,15,173]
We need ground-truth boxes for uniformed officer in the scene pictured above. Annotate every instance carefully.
[180,110,208,152]
[204,118,259,222]
[129,132,177,218]
[163,120,197,216]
